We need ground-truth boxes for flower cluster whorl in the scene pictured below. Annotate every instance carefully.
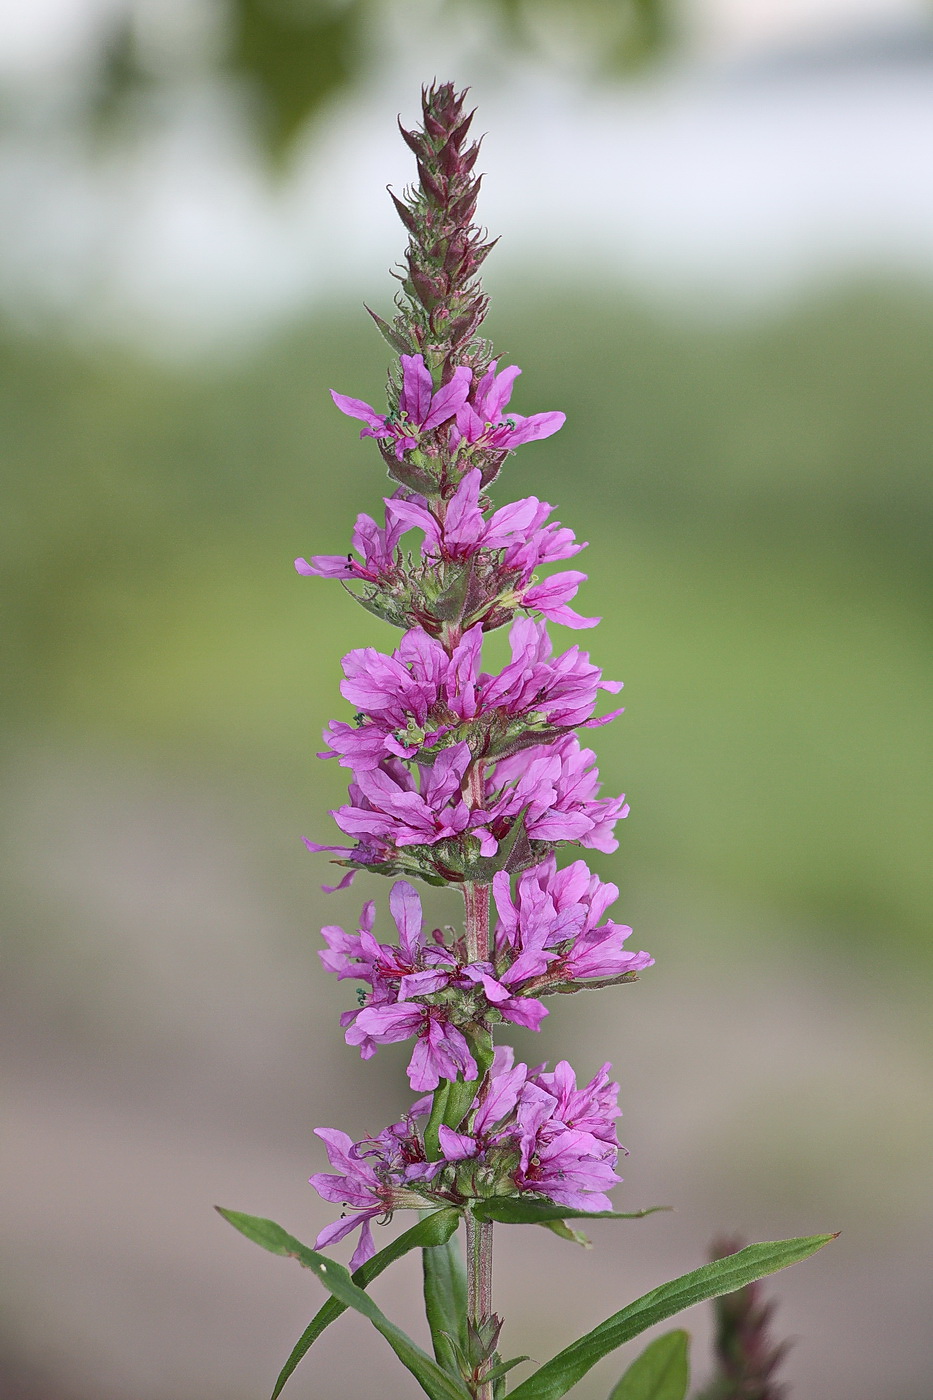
[310,1049,625,1270]
[319,873,651,1092]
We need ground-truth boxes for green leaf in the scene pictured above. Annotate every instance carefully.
[262,1209,462,1400]
[424,1036,494,1162]
[430,563,472,622]
[485,1355,531,1383]
[608,1330,689,1400]
[508,1234,837,1400]
[422,1223,468,1378]
[541,1219,592,1247]
[472,1199,669,1225]
[365,305,413,356]
[424,1080,453,1160]
[443,1076,485,1139]
[216,1208,470,1400]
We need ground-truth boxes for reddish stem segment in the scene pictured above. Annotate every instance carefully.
[463,760,490,963]
[463,879,490,963]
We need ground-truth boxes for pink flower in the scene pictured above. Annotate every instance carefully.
[490,856,653,992]
[309,1114,439,1269]
[390,468,572,564]
[435,1049,626,1212]
[437,1048,529,1161]
[460,963,549,1031]
[520,571,599,630]
[390,471,596,626]
[479,618,622,729]
[296,469,598,631]
[323,881,548,1085]
[513,1063,624,1211]
[332,354,472,460]
[453,360,565,451]
[387,468,587,584]
[321,626,482,770]
[295,504,406,582]
[320,880,431,999]
[310,1050,628,1259]
[485,735,630,853]
[333,744,495,852]
[320,617,621,771]
[531,1059,622,1146]
[349,1002,479,1091]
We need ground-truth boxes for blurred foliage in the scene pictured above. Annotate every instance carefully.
[3,284,932,965]
[229,0,360,154]
[90,0,673,157]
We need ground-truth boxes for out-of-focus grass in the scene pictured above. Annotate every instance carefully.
[3,283,931,963]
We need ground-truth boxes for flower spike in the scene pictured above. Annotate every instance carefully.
[220,82,832,1400]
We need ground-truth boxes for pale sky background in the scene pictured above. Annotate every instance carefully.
[0,0,931,346]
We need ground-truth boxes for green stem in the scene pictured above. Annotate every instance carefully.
[462,758,495,1397]
[465,1212,495,1399]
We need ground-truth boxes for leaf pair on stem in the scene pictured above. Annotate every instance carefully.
[217,1205,834,1399]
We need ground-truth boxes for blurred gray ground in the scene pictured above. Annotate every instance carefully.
[2,748,931,1400]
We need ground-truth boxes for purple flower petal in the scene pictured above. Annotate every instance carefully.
[482,363,522,419]
[399,354,434,424]
[498,995,548,1030]
[330,390,387,432]
[349,1216,377,1271]
[313,1214,368,1249]
[423,365,472,431]
[389,880,423,959]
[437,1126,477,1161]
[295,555,351,578]
[504,411,566,446]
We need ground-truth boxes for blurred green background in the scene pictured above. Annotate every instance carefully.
[2,3,932,1399]
[5,286,933,951]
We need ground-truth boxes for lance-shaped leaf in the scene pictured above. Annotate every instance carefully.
[217,1208,470,1400]
[424,1079,454,1161]
[472,1199,668,1225]
[366,304,414,355]
[608,1330,689,1400]
[485,1355,532,1384]
[424,1077,485,1160]
[542,1219,593,1247]
[508,1234,837,1400]
[422,1222,469,1379]
[256,1208,462,1399]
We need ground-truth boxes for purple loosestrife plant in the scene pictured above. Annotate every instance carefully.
[219,84,835,1400]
